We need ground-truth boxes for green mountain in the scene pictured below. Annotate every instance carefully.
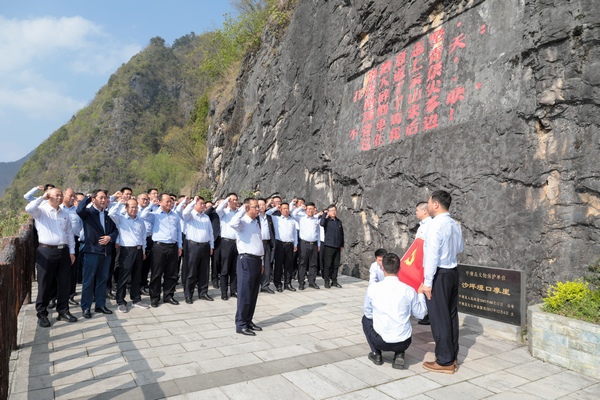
[0,152,32,197]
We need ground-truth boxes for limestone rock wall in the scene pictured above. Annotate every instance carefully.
[206,0,600,300]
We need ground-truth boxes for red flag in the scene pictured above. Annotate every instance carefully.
[398,238,424,292]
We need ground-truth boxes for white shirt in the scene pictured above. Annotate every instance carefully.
[229,208,264,257]
[140,206,182,247]
[182,201,214,248]
[258,213,271,241]
[291,208,320,245]
[216,201,240,240]
[266,208,298,246]
[23,186,40,202]
[368,261,384,285]
[416,216,432,240]
[60,203,83,237]
[25,197,75,254]
[108,203,147,250]
[363,276,427,343]
[423,212,464,287]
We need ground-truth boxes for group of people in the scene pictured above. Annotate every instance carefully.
[362,190,464,374]
[24,185,345,336]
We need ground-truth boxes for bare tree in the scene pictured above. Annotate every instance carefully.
[230,0,267,15]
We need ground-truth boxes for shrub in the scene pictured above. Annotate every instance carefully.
[543,279,600,324]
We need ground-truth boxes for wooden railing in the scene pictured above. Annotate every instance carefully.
[0,220,36,399]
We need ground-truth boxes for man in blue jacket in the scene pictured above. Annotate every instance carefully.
[77,189,119,318]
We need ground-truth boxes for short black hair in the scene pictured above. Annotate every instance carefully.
[244,197,257,204]
[226,192,238,199]
[92,189,107,198]
[196,196,205,202]
[327,204,337,210]
[257,197,267,202]
[160,193,171,201]
[120,187,133,193]
[75,192,84,197]
[382,253,400,274]
[43,184,55,191]
[281,202,290,207]
[147,188,158,194]
[374,248,388,258]
[296,197,305,203]
[431,190,452,210]
[271,195,281,200]
[306,202,316,207]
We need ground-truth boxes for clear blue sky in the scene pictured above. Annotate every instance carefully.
[0,1,235,162]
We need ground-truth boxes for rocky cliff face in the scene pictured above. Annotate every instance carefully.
[206,0,600,300]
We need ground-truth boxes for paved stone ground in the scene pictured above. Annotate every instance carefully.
[8,276,600,399]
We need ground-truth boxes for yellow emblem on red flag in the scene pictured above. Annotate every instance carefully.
[398,238,424,292]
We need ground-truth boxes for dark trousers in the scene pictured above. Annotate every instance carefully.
[219,238,238,295]
[362,315,412,354]
[35,246,71,317]
[150,242,179,302]
[322,245,341,284]
[106,246,118,293]
[141,236,154,288]
[81,252,112,311]
[274,240,294,286]
[298,240,318,285]
[185,240,211,298]
[260,240,274,289]
[235,254,262,330]
[211,237,221,284]
[116,246,143,305]
[426,267,459,366]
[178,233,186,285]
[69,237,80,297]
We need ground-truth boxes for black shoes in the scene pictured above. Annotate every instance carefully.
[418,314,430,325]
[276,286,283,293]
[199,294,214,301]
[38,315,51,328]
[393,352,405,369]
[212,280,220,289]
[142,287,150,295]
[68,296,79,306]
[309,283,320,290]
[221,294,229,301]
[185,298,193,304]
[48,299,56,309]
[230,292,238,298]
[368,351,383,366]
[83,309,92,318]
[151,301,159,308]
[284,284,296,292]
[248,322,262,331]
[299,283,306,290]
[332,282,342,288]
[95,306,113,314]
[106,291,116,300]
[57,312,78,323]
[261,287,275,294]
[236,328,256,336]
[165,297,179,305]
[324,282,331,288]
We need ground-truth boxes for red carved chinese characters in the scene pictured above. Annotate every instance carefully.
[424,27,444,131]
[406,40,424,136]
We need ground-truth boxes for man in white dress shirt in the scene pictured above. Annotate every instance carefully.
[422,190,464,374]
[291,201,321,290]
[368,248,387,286]
[267,202,299,291]
[415,201,432,325]
[362,253,427,369]
[216,193,240,300]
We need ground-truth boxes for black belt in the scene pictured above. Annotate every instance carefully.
[300,239,317,245]
[187,239,210,246]
[277,240,294,245]
[262,239,271,244]
[221,237,236,242]
[154,242,177,247]
[240,253,262,261]
[122,245,143,250]
[39,243,67,249]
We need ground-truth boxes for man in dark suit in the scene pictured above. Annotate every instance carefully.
[77,189,119,318]
[320,204,344,288]
[257,198,276,293]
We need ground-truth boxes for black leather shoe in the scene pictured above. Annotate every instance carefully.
[185,298,193,304]
[284,284,296,292]
[393,352,405,369]
[230,292,237,298]
[95,306,113,314]
[368,351,383,366]
[83,309,92,319]
[68,298,79,306]
[324,282,331,288]
[221,294,229,301]
[418,314,430,325]
[236,328,256,336]
[332,282,342,288]
[106,291,116,300]
[248,322,263,331]
[299,283,305,290]
[48,299,56,309]
[57,312,78,323]
[199,294,214,301]
[151,301,159,308]
[38,315,51,328]
[165,297,179,305]
[261,287,275,294]
[276,286,283,293]
[309,283,320,290]
[213,281,220,289]
[142,287,150,295]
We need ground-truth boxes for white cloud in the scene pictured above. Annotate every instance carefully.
[0,87,85,119]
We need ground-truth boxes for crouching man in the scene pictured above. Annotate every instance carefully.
[362,253,427,369]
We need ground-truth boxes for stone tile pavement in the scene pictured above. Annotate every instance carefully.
[8,276,600,399]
